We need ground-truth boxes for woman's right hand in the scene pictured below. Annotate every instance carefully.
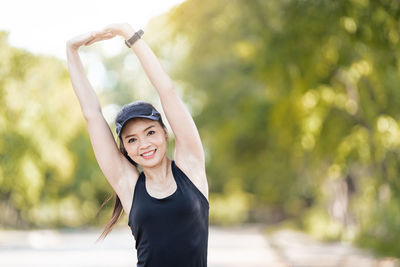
[66,30,115,51]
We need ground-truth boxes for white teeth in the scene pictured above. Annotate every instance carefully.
[142,150,155,157]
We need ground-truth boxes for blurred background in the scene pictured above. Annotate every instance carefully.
[1,0,400,266]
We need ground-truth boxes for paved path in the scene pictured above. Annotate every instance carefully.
[0,224,285,267]
[269,230,399,267]
[0,225,398,267]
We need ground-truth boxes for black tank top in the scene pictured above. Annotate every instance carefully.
[128,160,209,267]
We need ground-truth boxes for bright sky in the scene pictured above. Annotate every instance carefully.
[0,0,185,60]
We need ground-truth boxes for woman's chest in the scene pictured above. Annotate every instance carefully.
[132,190,203,228]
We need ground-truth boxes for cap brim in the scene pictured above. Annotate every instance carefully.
[117,114,160,137]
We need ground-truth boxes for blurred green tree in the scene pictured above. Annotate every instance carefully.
[0,31,114,229]
[142,0,400,257]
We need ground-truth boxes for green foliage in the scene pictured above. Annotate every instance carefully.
[0,31,116,229]
[146,0,400,257]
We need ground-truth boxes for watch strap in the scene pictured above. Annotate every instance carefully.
[125,29,144,48]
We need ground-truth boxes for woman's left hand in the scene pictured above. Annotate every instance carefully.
[83,30,117,46]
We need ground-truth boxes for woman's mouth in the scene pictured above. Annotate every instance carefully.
[140,149,157,159]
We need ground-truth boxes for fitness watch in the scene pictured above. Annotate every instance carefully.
[125,29,144,48]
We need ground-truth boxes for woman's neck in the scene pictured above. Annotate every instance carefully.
[141,156,171,183]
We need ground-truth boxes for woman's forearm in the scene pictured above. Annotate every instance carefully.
[129,38,175,95]
[98,23,174,95]
[66,47,102,118]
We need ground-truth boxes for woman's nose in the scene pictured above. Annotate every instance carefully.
[139,140,151,150]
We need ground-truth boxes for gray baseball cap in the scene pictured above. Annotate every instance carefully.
[115,101,161,138]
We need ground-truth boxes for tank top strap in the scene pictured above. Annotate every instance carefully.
[128,171,145,228]
[171,160,184,186]
[171,160,209,208]
[138,171,146,188]
[171,160,189,188]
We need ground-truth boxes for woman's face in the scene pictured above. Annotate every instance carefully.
[121,118,168,168]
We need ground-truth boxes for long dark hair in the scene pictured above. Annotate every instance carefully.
[95,108,167,243]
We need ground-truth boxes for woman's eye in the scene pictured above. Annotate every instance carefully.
[147,130,155,136]
[128,138,137,143]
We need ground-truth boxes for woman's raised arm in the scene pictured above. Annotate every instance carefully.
[102,23,206,171]
[65,31,139,213]
[66,31,113,117]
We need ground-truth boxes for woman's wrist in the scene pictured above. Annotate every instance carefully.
[66,42,80,53]
[120,24,136,40]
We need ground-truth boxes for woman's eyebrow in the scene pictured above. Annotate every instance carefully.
[124,125,155,139]
[143,125,155,133]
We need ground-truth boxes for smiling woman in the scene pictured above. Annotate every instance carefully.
[66,22,209,267]
[115,101,169,169]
